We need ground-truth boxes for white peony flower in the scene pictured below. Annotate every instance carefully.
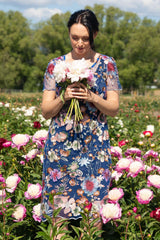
[100,203,122,223]
[4,103,10,107]
[33,130,48,140]
[116,158,132,172]
[32,203,42,222]
[127,161,144,177]
[53,60,68,83]
[6,174,21,193]
[12,134,30,150]
[108,188,124,203]
[12,204,26,222]
[146,125,154,133]
[24,148,39,161]
[147,175,160,188]
[24,109,33,116]
[136,188,153,204]
[25,183,42,199]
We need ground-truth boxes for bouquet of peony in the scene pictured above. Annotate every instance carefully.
[53,58,95,122]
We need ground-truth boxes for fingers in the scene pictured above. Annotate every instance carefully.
[64,83,91,101]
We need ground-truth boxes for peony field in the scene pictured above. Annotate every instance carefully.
[0,92,160,240]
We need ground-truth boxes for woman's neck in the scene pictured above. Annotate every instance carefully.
[65,50,99,67]
[71,49,96,61]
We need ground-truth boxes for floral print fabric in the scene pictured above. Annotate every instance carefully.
[41,55,122,220]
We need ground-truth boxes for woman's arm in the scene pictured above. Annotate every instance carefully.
[89,90,119,117]
[71,83,120,117]
[41,90,63,119]
[42,83,119,120]
[41,83,77,119]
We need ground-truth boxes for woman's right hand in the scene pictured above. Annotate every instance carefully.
[64,83,81,101]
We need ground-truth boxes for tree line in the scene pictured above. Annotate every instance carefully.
[0,4,160,92]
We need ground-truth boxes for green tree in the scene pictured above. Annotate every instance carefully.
[0,11,35,89]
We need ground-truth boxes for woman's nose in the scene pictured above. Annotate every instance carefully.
[77,38,83,45]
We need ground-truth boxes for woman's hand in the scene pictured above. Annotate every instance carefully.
[64,82,93,102]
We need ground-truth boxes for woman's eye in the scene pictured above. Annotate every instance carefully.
[82,38,89,42]
[72,36,79,41]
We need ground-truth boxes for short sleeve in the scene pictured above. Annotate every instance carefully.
[104,56,122,91]
[43,60,56,91]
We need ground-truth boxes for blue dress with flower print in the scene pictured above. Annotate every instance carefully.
[41,54,122,220]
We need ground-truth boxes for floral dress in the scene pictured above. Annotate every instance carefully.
[41,54,122,220]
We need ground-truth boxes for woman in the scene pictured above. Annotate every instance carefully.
[41,9,122,239]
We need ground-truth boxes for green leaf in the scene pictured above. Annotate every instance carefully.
[35,232,51,240]
[53,207,62,217]
[71,225,80,238]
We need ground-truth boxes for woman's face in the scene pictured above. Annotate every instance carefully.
[69,23,91,57]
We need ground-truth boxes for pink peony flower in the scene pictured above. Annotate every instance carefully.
[32,203,42,222]
[144,165,153,174]
[150,207,160,222]
[116,158,133,172]
[147,175,160,188]
[0,175,5,183]
[143,150,158,161]
[108,188,124,203]
[143,131,153,137]
[0,138,7,150]
[125,148,141,157]
[11,134,30,150]
[152,165,160,174]
[136,188,153,204]
[6,174,21,193]
[100,203,122,224]
[118,139,126,147]
[25,183,42,199]
[127,160,144,178]
[2,141,12,148]
[111,146,122,159]
[32,129,48,148]
[12,204,26,222]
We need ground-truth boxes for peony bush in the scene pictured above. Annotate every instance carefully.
[0,93,160,239]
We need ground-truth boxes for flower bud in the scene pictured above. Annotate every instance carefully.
[84,201,92,213]
[135,214,141,221]
[127,211,132,216]
[133,207,137,213]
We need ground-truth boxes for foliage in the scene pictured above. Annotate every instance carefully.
[0,5,160,92]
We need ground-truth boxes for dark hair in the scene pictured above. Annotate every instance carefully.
[67,9,99,49]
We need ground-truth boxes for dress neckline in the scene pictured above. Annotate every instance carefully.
[63,54,101,69]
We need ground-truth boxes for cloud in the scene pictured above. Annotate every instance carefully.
[23,8,62,21]
[0,0,160,21]
[78,0,160,18]
[0,0,73,7]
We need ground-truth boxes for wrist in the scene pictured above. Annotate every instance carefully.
[90,91,98,104]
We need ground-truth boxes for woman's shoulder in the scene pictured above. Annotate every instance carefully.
[100,54,116,63]
[48,55,65,65]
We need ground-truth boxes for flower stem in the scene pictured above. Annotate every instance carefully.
[138,222,144,240]
[125,218,130,240]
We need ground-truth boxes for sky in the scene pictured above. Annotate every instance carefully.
[0,0,160,24]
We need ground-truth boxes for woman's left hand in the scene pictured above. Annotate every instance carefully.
[71,83,93,102]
